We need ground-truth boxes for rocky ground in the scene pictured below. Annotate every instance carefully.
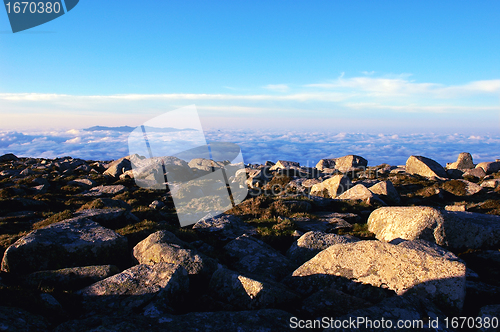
[0,151,500,331]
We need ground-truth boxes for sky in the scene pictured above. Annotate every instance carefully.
[0,1,499,164]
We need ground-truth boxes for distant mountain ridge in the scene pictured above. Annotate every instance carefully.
[84,126,198,133]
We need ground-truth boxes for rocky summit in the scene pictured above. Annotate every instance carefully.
[0,152,500,331]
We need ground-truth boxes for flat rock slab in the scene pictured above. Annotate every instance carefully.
[368,206,500,250]
[286,231,359,266]
[26,265,120,291]
[1,217,128,274]
[223,235,295,281]
[77,263,188,313]
[209,267,297,310]
[83,185,127,197]
[292,240,466,311]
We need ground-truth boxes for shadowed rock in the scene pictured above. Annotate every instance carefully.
[209,267,297,310]
[77,263,189,314]
[223,235,294,281]
[1,217,128,274]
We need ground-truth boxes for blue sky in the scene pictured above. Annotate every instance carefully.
[0,1,499,133]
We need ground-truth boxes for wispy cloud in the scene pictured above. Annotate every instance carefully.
[1,74,498,131]
[262,84,290,92]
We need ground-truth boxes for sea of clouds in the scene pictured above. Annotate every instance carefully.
[1,128,499,167]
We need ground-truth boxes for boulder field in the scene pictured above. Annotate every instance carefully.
[0,152,499,331]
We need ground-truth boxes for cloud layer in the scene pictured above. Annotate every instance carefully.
[1,128,499,167]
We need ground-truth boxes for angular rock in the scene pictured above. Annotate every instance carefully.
[67,178,97,189]
[368,180,400,204]
[209,267,297,310]
[286,231,359,265]
[223,235,294,281]
[77,263,188,313]
[406,155,448,178]
[192,214,256,240]
[463,167,486,179]
[367,206,500,250]
[481,178,500,189]
[269,160,300,171]
[315,158,337,172]
[133,230,218,277]
[103,156,132,178]
[1,217,128,274]
[446,152,474,170]
[292,240,466,310]
[476,161,500,175]
[441,179,483,196]
[310,174,351,198]
[337,184,386,206]
[26,265,120,291]
[333,155,368,173]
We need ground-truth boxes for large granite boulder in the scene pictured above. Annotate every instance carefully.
[103,156,132,178]
[292,240,466,311]
[368,180,400,204]
[315,158,337,172]
[223,235,295,281]
[476,161,500,175]
[334,155,368,173]
[286,231,359,266]
[77,263,188,313]
[310,174,351,198]
[133,231,218,277]
[440,179,483,196]
[337,184,386,206]
[406,155,447,179]
[26,265,120,291]
[1,218,128,274]
[367,206,500,250]
[208,267,297,310]
[446,152,474,170]
[269,160,300,171]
